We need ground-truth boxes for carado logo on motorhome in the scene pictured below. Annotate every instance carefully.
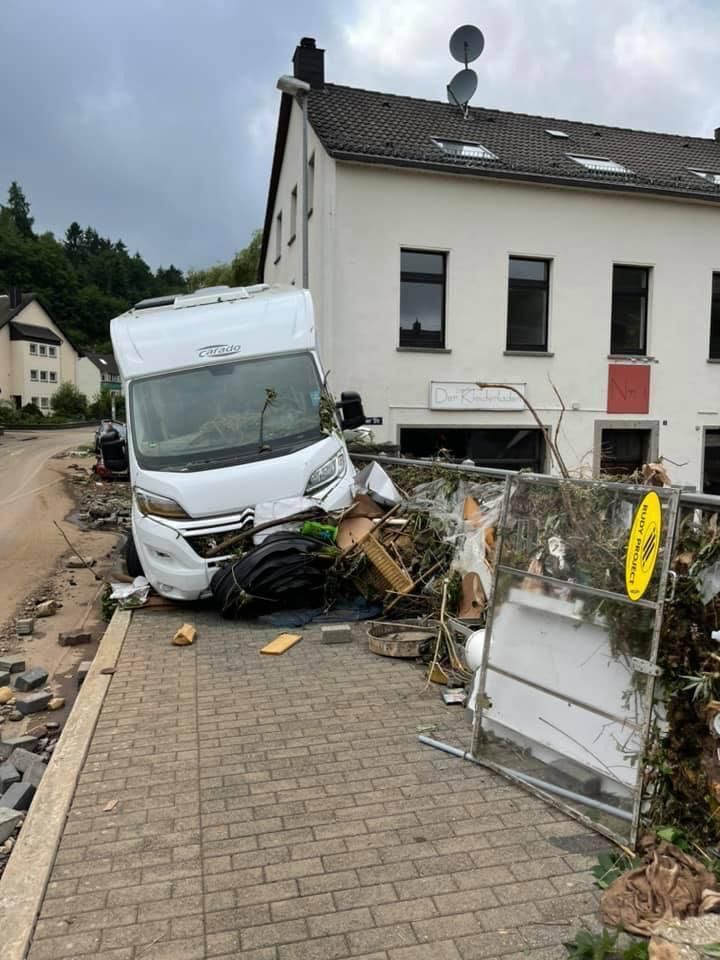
[197,344,242,358]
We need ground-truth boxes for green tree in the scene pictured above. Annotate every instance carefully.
[51,382,88,419]
[186,229,261,291]
[7,181,34,238]
[88,388,125,420]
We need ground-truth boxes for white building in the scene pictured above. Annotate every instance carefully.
[0,293,83,414]
[261,38,720,493]
[77,352,122,402]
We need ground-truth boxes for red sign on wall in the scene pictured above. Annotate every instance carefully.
[607,364,650,414]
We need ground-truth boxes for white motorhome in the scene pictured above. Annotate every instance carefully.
[110,284,363,600]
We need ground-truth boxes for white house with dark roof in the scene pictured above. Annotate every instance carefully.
[0,292,83,413]
[261,37,720,493]
[77,351,122,402]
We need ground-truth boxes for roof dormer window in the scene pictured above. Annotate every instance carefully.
[568,154,631,173]
[688,168,720,185]
[433,138,497,160]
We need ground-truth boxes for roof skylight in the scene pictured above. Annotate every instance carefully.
[433,138,497,160]
[688,168,720,185]
[568,154,631,174]
[546,129,569,138]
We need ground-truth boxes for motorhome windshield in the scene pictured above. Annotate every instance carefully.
[130,352,325,471]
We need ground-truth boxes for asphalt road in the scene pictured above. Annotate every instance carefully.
[0,428,95,622]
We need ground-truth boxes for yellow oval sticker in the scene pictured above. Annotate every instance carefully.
[625,491,662,602]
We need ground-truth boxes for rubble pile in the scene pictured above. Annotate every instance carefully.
[0,723,61,878]
[206,462,503,635]
[75,483,131,532]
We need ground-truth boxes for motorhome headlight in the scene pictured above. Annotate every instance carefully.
[134,488,190,520]
[305,451,346,495]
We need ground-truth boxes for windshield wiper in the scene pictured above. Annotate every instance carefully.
[258,388,277,453]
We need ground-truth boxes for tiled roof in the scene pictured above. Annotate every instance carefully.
[9,321,62,345]
[85,352,119,377]
[0,294,35,329]
[307,84,720,202]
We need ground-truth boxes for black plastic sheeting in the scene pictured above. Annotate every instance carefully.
[210,533,339,619]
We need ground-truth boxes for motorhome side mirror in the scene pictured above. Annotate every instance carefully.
[338,391,366,431]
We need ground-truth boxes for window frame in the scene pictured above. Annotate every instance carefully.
[40,397,49,410]
[38,344,47,357]
[506,256,551,352]
[30,369,38,381]
[49,371,57,383]
[709,273,720,360]
[592,420,659,477]
[289,186,298,244]
[307,153,315,217]
[29,343,37,356]
[39,370,48,382]
[31,396,39,407]
[611,264,650,357]
[274,211,282,264]
[568,154,631,174]
[48,345,57,358]
[399,248,448,350]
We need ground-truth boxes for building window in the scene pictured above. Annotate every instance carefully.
[709,274,720,359]
[507,257,550,351]
[704,429,720,494]
[49,371,57,383]
[48,345,57,357]
[40,370,48,382]
[289,186,297,242]
[400,249,447,349]
[400,427,546,472]
[274,212,282,263]
[31,396,39,407]
[40,397,49,410]
[611,265,649,356]
[308,153,315,215]
[568,154,631,174]
[432,139,497,160]
[39,344,47,356]
[30,369,38,381]
[29,343,37,356]
[599,427,652,476]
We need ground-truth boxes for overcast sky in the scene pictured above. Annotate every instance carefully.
[2,0,719,271]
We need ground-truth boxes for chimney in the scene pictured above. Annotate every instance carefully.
[9,287,22,308]
[293,37,325,90]
[715,127,720,141]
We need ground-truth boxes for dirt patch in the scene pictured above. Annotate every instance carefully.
[0,463,128,736]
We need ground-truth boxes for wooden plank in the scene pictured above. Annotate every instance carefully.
[260,633,302,655]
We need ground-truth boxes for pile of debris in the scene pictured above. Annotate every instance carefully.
[207,462,503,634]
[75,483,131,532]
[0,722,61,877]
[0,656,64,724]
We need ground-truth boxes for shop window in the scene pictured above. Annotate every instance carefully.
[599,427,652,476]
[703,429,720,495]
[399,426,546,472]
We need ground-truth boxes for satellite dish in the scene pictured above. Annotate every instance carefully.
[446,68,478,108]
[450,25,484,65]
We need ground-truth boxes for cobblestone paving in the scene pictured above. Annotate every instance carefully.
[27,611,605,959]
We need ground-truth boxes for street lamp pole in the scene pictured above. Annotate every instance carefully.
[276,75,311,290]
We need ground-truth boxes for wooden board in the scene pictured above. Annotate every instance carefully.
[260,633,302,655]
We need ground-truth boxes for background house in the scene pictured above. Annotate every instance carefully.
[0,291,83,413]
[77,352,121,403]
[262,38,720,493]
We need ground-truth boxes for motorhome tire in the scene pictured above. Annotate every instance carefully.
[125,534,144,578]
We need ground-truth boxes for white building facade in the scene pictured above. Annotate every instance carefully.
[0,295,84,413]
[262,39,720,493]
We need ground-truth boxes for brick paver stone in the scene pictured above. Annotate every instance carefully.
[24,612,601,960]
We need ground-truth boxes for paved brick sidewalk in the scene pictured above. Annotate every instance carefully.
[27,611,605,959]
